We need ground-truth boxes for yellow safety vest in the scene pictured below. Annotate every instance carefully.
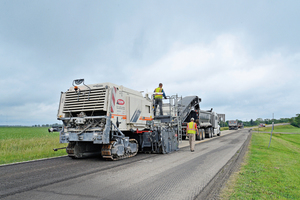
[154,87,163,99]
[187,122,196,134]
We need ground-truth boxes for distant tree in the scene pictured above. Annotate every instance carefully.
[220,121,228,127]
[256,118,263,123]
[242,120,250,127]
[264,119,271,124]
[289,114,300,127]
[294,114,300,127]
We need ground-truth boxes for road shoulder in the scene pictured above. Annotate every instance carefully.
[195,129,252,200]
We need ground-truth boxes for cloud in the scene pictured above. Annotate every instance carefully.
[0,102,59,125]
[1,1,300,125]
[128,33,300,120]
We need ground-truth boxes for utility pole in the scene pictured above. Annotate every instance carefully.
[268,113,274,148]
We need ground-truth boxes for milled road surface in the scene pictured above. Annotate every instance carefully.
[0,129,250,200]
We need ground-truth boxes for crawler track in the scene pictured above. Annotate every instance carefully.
[101,139,138,160]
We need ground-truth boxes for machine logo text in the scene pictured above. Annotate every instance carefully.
[117,99,125,105]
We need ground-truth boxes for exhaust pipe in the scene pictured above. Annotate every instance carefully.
[53,147,67,151]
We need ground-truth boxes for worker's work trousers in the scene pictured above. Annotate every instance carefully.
[154,99,163,116]
[188,133,196,151]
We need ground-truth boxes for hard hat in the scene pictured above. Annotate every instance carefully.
[191,118,194,121]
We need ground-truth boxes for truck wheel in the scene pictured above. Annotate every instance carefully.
[204,129,209,138]
[196,132,200,141]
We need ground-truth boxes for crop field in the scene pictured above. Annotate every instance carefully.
[221,129,300,199]
[0,127,67,165]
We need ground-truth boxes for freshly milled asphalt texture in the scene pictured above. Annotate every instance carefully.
[0,129,250,200]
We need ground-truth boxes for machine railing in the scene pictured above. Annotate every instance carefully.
[161,94,183,142]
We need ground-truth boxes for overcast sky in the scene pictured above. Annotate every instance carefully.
[1,0,299,125]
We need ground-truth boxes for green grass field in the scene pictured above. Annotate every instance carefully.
[253,124,300,133]
[0,127,67,165]
[221,128,300,199]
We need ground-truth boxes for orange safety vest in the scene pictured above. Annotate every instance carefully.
[187,122,196,134]
[154,87,163,99]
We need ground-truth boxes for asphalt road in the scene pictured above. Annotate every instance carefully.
[0,129,250,200]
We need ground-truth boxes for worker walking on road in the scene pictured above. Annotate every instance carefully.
[154,83,167,116]
[187,118,199,152]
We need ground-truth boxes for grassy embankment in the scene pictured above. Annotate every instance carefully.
[0,127,67,165]
[253,124,300,133]
[221,125,300,199]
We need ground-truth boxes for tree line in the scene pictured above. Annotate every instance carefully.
[289,114,300,128]
[219,116,297,127]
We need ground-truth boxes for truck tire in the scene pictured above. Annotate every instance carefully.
[196,130,201,141]
[206,128,212,138]
[205,128,209,138]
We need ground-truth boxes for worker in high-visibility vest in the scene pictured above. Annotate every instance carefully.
[187,118,199,152]
[153,83,167,116]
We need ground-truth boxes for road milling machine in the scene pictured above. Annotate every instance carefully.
[55,79,178,160]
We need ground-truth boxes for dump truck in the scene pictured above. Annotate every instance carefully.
[228,120,243,130]
[55,79,178,160]
[238,122,244,129]
[198,109,221,138]
[228,120,238,130]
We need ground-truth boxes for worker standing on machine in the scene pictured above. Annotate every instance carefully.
[187,118,199,152]
[153,83,167,116]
